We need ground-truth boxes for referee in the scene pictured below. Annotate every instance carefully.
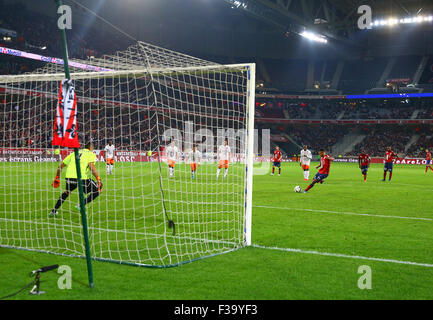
[50,142,103,217]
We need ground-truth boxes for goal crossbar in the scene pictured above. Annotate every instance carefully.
[0,64,254,84]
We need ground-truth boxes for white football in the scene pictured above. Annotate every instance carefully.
[294,186,302,193]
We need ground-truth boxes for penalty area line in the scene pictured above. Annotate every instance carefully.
[253,205,433,222]
[252,244,433,268]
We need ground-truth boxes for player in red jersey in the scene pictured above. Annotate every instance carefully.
[382,146,399,182]
[303,149,335,193]
[358,150,371,182]
[271,146,282,176]
[425,149,433,173]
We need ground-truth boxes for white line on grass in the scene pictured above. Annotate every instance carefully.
[252,244,433,268]
[253,205,433,221]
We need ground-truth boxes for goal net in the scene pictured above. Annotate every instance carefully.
[0,41,255,267]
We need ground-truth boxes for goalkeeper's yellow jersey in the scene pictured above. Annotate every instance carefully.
[63,149,96,179]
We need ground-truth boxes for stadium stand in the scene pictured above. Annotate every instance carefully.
[1,1,433,160]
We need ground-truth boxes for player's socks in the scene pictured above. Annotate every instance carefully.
[363,174,367,182]
[224,168,228,178]
[54,192,69,211]
[383,171,387,180]
[304,184,313,192]
[216,168,221,178]
[389,172,392,181]
[272,167,275,174]
[278,168,281,175]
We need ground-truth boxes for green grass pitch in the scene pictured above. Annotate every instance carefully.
[1,161,433,299]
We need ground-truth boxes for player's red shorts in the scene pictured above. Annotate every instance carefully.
[218,160,229,169]
[302,164,310,170]
[168,159,176,168]
[190,163,197,171]
[106,158,114,165]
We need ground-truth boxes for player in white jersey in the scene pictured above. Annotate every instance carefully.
[300,145,312,181]
[217,140,231,179]
[166,141,180,178]
[186,145,202,179]
[104,140,115,175]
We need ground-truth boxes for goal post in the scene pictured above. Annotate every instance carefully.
[244,63,255,246]
[0,43,255,268]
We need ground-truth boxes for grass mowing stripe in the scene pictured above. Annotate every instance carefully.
[252,244,433,268]
[254,205,433,221]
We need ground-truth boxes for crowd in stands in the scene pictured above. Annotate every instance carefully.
[290,125,348,153]
[285,103,317,119]
[0,1,133,75]
[417,105,433,119]
[0,97,164,151]
[406,127,433,157]
[255,98,433,120]
[263,124,350,154]
[264,124,432,158]
[2,2,433,160]
[349,130,412,157]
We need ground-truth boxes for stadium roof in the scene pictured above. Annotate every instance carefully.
[224,0,433,42]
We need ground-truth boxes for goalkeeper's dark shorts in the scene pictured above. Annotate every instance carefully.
[65,178,101,194]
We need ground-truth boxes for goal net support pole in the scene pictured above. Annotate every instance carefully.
[55,0,94,288]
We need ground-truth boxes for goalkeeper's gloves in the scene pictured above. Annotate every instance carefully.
[96,176,103,193]
[52,175,60,188]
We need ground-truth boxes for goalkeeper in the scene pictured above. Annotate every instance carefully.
[50,142,103,217]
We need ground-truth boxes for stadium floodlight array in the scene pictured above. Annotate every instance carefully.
[372,15,433,28]
[0,41,255,267]
[299,31,328,44]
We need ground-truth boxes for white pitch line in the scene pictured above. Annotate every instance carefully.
[252,244,433,268]
[253,205,433,221]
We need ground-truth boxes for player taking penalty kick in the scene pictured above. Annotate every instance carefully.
[217,140,231,179]
[271,146,282,176]
[50,142,103,216]
[303,149,334,193]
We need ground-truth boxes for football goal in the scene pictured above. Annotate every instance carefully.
[0,41,255,267]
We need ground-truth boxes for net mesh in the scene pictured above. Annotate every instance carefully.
[0,41,254,266]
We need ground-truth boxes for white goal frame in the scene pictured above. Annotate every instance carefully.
[0,60,255,266]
